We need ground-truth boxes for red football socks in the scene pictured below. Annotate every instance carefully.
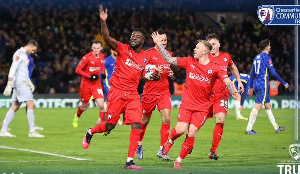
[211,123,224,152]
[91,122,107,134]
[179,136,195,159]
[76,106,83,118]
[160,124,170,146]
[128,129,141,158]
[140,124,147,142]
[170,128,181,141]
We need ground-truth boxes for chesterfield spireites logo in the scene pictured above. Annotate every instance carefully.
[277,144,300,173]
[258,5,300,26]
[257,5,275,25]
[289,144,300,161]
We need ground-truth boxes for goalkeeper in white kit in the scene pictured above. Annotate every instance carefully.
[0,40,44,138]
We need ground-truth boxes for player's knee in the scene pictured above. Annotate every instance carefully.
[162,117,171,124]
[142,116,150,125]
[105,123,116,131]
[131,123,141,129]
[175,127,186,136]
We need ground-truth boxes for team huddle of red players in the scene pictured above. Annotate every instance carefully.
[76,4,243,170]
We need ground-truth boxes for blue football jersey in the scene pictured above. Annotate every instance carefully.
[28,54,34,78]
[103,55,116,97]
[230,73,250,91]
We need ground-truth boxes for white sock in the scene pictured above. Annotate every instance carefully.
[127,157,133,162]
[27,109,35,132]
[246,108,258,131]
[265,109,279,130]
[176,157,182,163]
[138,141,143,146]
[235,100,241,117]
[1,109,15,131]
[159,146,163,150]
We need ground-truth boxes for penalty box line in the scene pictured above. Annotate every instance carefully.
[0,145,93,161]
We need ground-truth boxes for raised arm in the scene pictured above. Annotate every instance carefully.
[151,32,177,66]
[99,5,118,50]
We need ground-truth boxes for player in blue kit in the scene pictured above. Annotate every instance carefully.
[230,73,249,121]
[245,39,289,135]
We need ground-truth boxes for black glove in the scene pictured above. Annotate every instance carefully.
[90,74,99,81]
[101,74,106,80]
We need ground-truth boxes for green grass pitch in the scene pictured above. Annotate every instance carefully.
[0,107,296,174]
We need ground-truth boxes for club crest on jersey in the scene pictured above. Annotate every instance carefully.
[223,58,228,62]
[208,69,213,74]
[107,114,112,120]
[143,58,147,63]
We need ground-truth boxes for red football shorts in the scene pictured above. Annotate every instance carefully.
[106,88,142,125]
[210,91,229,115]
[80,83,104,104]
[142,92,172,117]
[177,106,208,129]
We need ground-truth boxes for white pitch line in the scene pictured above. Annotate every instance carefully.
[0,145,92,161]
[0,160,66,163]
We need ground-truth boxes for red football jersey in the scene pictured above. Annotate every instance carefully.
[109,42,148,92]
[209,51,233,93]
[76,52,105,85]
[177,57,228,111]
[143,47,172,95]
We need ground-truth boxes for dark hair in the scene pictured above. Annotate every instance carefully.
[133,28,146,38]
[206,33,219,41]
[259,39,270,50]
[93,40,103,46]
[27,40,38,47]
[157,29,166,35]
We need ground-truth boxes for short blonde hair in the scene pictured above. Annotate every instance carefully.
[197,40,212,51]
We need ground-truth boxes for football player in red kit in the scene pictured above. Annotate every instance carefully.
[81,5,160,170]
[73,41,105,128]
[151,32,239,169]
[136,29,174,161]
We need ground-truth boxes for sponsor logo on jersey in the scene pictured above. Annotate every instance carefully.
[189,72,211,83]
[125,58,144,71]
[89,67,100,72]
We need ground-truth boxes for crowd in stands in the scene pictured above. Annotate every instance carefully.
[0,0,295,95]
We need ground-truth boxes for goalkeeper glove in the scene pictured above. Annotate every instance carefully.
[3,81,12,96]
[101,74,106,80]
[90,74,99,81]
[29,79,35,92]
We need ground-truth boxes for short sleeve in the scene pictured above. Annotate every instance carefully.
[226,53,234,67]
[114,41,126,54]
[177,57,191,69]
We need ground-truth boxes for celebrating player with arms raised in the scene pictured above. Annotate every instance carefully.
[81,5,159,170]
[152,32,239,169]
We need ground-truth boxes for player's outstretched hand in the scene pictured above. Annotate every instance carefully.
[99,4,108,21]
[90,74,99,81]
[232,91,239,100]
[151,32,163,45]
[284,83,289,89]
[248,88,253,96]
[238,81,244,94]
[3,81,12,96]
